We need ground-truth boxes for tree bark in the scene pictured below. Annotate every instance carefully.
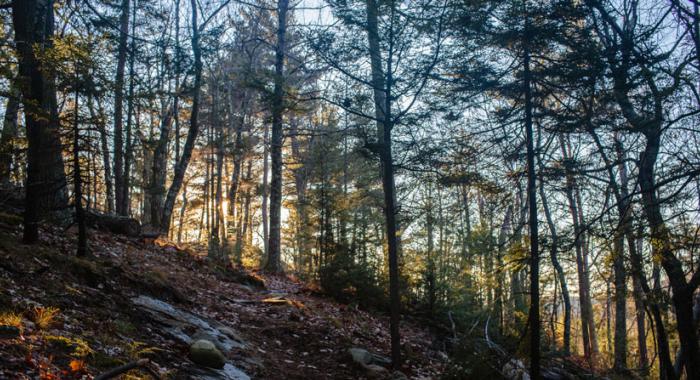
[612,232,627,370]
[538,174,571,355]
[265,0,289,273]
[150,105,173,229]
[523,29,540,378]
[12,0,69,243]
[0,79,19,185]
[262,120,270,259]
[87,97,114,213]
[638,128,700,379]
[113,0,130,216]
[365,0,402,367]
[590,130,658,374]
[73,87,87,257]
[559,134,597,359]
[160,0,202,234]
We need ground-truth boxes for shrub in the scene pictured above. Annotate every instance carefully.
[319,248,386,309]
[0,311,23,333]
[33,306,60,330]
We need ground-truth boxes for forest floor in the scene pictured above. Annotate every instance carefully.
[0,213,446,379]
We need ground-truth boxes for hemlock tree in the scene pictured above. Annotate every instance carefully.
[11,0,69,243]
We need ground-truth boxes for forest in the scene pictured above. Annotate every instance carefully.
[0,0,699,379]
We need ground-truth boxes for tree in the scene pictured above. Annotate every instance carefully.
[11,0,69,243]
[265,0,290,273]
[113,0,130,216]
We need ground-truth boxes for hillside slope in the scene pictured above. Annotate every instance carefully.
[0,216,446,379]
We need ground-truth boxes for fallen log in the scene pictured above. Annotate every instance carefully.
[86,211,141,237]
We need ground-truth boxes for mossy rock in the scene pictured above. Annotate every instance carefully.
[0,212,22,227]
[45,335,93,358]
[91,351,125,369]
[68,257,104,287]
[136,270,188,303]
[189,339,226,369]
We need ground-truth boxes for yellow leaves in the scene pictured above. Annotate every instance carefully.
[262,296,305,309]
[44,335,93,358]
[0,311,23,330]
[33,306,60,330]
[69,359,86,372]
[126,341,163,360]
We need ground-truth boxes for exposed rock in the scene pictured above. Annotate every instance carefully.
[0,325,20,339]
[188,363,251,380]
[542,367,575,380]
[86,211,141,237]
[503,358,530,380]
[365,364,389,378]
[349,347,392,367]
[350,347,396,378]
[349,347,373,366]
[131,295,245,352]
[189,339,226,369]
[371,352,392,367]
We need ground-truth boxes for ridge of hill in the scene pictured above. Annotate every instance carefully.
[0,214,446,379]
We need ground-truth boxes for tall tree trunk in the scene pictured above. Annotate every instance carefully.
[638,128,700,379]
[590,130,658,374]
[262,120,270,259]
[559,135,597,359]
[612,232,627,370]
[523,28,540,378]
[12,0,69,243]
[121,0,136,216]
[87,97,114,213]
[366,0,402,367]
[496,205,513,335]
[291,125,311,271]
[173,0,181,171]
[177,184,188,243]
[426,186,436,319]
[141,139,153,225]
[161,0,202,233]
[538,175,571,355]
[0,80,19,185]
[265,0,289,273]
[150,105,173,228]
[589,131,628,370]
[72,87,87,257]
[228,107,244,238]
[113,0,130,216]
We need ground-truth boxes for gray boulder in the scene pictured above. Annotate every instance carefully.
[349,347,373,366]
[190,339,226,369]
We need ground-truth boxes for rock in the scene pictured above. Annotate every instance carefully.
[370,352,392,367]
[365,364,389,378]
[391,370,409,380]
[189,363,251,380]
[186,362,250,380]
[349,347,373,366]
[349,347,392,368]
[503,358,530,380]
[542,367,575,380]
[219,363,251,380]
[0,325,20,339]
[190,339,226,369]
[85,211,141,236]
[131,295,245,352]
